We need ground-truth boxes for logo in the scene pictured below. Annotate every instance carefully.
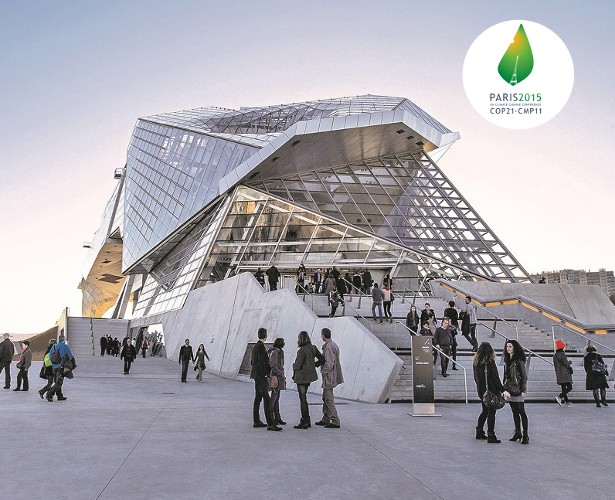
[463,20,574,129]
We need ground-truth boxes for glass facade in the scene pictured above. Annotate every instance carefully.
[85,95,532,320]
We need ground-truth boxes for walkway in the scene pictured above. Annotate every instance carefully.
[2,355,612,499]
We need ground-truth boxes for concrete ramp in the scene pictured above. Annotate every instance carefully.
[132,272,402,403]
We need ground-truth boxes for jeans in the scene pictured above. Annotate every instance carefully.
[477,402,496,433]
[383,301,392,320]
[253,378,273,425]
[141,348,147,358]
[372,302,383,322]
[181,359,190,381]
[322,388,340,425]
[297,383,311,424]
[509,401,528,433]
[40,374,54,396]
[48,368,65,400]
[438,345,451,375]
[123,359,132,374]
[558,382,572,402]
[16,367,29,390]
[270,388,281,419]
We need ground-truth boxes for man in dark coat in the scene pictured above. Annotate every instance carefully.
[0,333,15,389]
[99,335,107,356]
[266,265,280,291]
[433,318,454,377]
[120,339,137,375]
[250,328,281,431]
[178,339,194,382]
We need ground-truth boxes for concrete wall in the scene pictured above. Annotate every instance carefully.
[135,273,402,403]
[432,280,615,332]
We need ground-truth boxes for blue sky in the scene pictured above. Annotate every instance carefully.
[1,0,613,332]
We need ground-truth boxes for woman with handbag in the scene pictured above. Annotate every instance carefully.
[553,339,573,406]
[292,331,324,429]
[584,344,609,407]
[473,342,506,443]
[268,338,286,426]
[194,344,210,383]
[503,340,529,444]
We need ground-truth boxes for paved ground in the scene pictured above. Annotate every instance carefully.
[1,355,612,500]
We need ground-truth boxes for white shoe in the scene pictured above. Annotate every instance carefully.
[565,401,573,407]
[555,396,562,406]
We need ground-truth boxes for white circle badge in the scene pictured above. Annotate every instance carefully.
[463,20,574,129]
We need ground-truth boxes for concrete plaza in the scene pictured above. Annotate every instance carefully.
[1,355,612,500]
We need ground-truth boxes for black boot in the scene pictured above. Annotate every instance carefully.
[602,400,609,407]
[275,414,287,425]
[475,427,487,440]
[293,420,309,429]
[509,430,522,442]
[521,432,529,445]
[487,432,501,443]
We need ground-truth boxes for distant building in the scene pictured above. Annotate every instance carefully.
[531,269,615,296]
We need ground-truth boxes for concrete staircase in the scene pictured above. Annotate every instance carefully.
[67,317,130,357]
[386,352,615,402]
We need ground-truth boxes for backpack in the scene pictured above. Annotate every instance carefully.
[44,353,52,367]
[50,345,62,364]
[591,359,607,374]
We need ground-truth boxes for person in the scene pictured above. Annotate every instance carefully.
[383,273,393,290]
[0,332,15,389]
[584,344,609,407]
[371,283,384,323]
[420,303,437,334]
[538,276,546,284]
[292,331,324,429]
[100,335,107,356]
[352,271,362,295]
[194,344,210,383]
[419,321,432,337]
[362,269,373,295]
[462,296,478,352]
[106,335,113,355]
[14,340,32,391]
[122,335,130,349]
[250,328,281,431]
[47,334,74,402]
[443,301,459,369]
[315,328,344,428]
[328,289,341,317]
[113,337,121,356]
[323,274,337,295]
[179,339,194,382]
[254,268,265,287]
[553,339,573,406]
[330,266,340,280]
[503,339,529,444]
[120,338,137,375]
[38,339,56,399]
[473,342,506,443]
[296,263,307,293]
[266,265,280,291]
[406,305,420,334]
[313,269,322,294]
[382,284,393,323]
[268,338,286,425]
[140,337,149,358]
[335,275,346,302]
[433,319,453,377]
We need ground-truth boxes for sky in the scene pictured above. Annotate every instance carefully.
[1,0,613,333]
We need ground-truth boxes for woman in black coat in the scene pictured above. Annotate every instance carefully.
[584,344,609,407]
[292,331,324,429]
[503,339,529,444]
[473,342,506,443]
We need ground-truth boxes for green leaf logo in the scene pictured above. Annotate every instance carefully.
[498,24,534,86]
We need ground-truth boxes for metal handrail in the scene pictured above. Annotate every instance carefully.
[472,302,520,341]
[552,323,615,355]
[392,320,468,404]
[482,322,554,367]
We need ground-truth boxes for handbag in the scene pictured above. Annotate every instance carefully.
[482,366,505,409]
[269,375,278,390]
[39,365,47,380]
[567,365,573,375]
[592,359,607,374]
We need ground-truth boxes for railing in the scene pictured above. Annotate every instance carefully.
[392,320,469,404]
[481,322,554,367]
[473,302,520,341]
